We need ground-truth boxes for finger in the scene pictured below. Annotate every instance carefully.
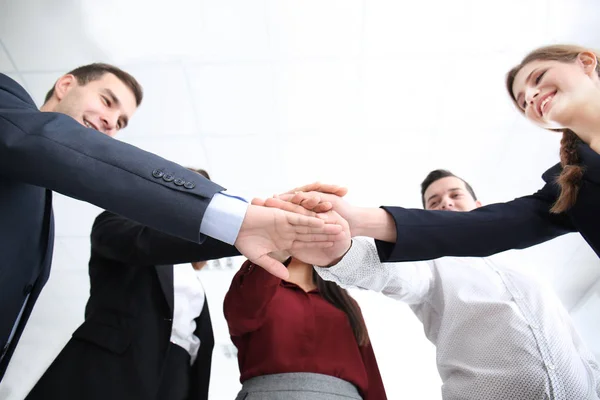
[290,241,334,249]
[291,223,343,235]
[284,182,348,197]
[290,192,306,205]
[251,197,266,206]
[321,210,350,231]
[299,195,321,210]
[263,198,318,217]
[290,192,323,210]
[251,255,290,279]
[275,193,294,201]
[275,192,310,205]
[293,232,345,242]
[283,192,332,212]
[313,202,332,213]
[284,182,326,195]
[284,212,326,228]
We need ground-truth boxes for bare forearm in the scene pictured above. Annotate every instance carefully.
[352,207,397,243]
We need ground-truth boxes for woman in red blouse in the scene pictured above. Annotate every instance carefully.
[224,255,387,400]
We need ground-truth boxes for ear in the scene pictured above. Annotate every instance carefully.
[474,200,482,208]
[53,74,77,101]
[577,51,598,77]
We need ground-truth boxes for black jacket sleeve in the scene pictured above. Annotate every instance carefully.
[91,211,240,265]
[375,167,575,262]
[0,73,224,243]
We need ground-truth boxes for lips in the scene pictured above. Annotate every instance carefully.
[536,91,556,118]
[83,118,99,131]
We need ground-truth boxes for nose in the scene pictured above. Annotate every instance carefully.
[440,198,454,210]
[525,86,540,107]
[100,111,119,135]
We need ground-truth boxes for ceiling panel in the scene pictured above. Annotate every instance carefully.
[0,0,106,71]
[0,40,15,72]
[364,58,447,132]
[194,0,270,63]
[121,64,198,137]
[186,63,277,136]
[202,134,288,200]
[266,0,363,59]
[19,72,62,107]
[272,60,362,134]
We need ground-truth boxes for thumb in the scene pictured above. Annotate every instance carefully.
[251,254,290,279]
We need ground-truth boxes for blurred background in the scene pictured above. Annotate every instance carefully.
[1,0,599,398]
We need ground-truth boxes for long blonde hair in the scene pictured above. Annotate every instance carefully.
[506,45,600,213]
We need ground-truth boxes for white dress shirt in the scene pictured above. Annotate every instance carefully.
[315,237,600,400]
[171,265,206,365]
[201,193,248,245]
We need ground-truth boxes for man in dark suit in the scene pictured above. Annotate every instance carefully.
[26,169,237,400]
[0,64,341,380]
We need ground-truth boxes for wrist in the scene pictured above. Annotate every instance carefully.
[352,207,375,237]
[323,240,353,267]
[352,207,397,242]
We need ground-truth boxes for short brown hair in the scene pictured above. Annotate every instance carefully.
[420,169,477,208]
[44,63,143,106]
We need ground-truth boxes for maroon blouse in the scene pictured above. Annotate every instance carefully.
[223,260,387,400]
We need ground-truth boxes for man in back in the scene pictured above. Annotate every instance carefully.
[314,169,600,399]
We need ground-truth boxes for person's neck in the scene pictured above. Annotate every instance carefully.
[568,92,600,150]
[39,101,55,112]
[286,258,317,292]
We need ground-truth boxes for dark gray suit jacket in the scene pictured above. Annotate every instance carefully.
[26,211,240,400]
[0,73,229,379]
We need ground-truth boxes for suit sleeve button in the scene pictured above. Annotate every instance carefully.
[184,181,195,189]
[162,174,174,182]
[152,169,164,178]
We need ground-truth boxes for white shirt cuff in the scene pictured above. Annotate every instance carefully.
[199,193,249,245]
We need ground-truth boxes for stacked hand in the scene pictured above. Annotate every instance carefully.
[243,183,354,271]
[236,182,395,278]
[234,204,346,279]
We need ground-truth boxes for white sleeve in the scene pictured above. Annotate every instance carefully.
[314,236,433,304]
[199,193,249,245]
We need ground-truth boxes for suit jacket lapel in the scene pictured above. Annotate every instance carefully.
[155,265,174,315]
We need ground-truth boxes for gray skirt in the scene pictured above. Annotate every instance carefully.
[235,372,363,400]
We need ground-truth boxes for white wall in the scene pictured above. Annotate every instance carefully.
[1,0,600,399]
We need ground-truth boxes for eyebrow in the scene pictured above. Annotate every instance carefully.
[426,188,462,204]
[515,68,538,107]
[102,88,129,128]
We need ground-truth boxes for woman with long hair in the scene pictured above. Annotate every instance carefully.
[280,44,600,268]
[224,253,387,400]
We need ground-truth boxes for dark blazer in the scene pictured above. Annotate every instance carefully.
[0,73,230,378]
[26,211,240,400]
[374,144,600,263]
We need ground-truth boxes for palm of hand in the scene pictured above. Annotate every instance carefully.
[235,207,297,278]
[290,210,350,267]
[236,209,293,259]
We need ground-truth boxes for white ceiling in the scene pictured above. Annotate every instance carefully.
[1,0,600,398]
